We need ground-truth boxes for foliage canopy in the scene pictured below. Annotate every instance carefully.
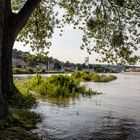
[12,0,140,64]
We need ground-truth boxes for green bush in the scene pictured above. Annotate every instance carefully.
[27,68,34,73]
[92,74,117,82]
[0,109,40,140]
[13,68,35,74]
[71,71,81,79]
[71,70,92,81]
[81,70,92,81]
[13,80,37,109]
[72,71,117,82]
[10,108,40,129]
[37,69,46,73]
[18,74,99,98]
[28,74,80,97]
[13,68,28,74]
[0,127,40,140]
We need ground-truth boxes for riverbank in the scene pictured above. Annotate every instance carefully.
[0,91,41,140]
[123,72,140,75]
[13,68,65,74]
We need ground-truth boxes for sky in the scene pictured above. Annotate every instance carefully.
[14,27,101,64]
[14,25,140,65]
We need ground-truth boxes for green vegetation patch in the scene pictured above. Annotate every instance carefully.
[71,70,117,82]
[10,108,41,129]
[9,80,37,109]
[0,127,39,140]
[92,73,117,82]
[15,74,100,98]
[0,81,41,139]
[13,67,48,74]
[0,109,40,129]
[0,106,41,140]
[0,109,40,140]
[13,68,35,74]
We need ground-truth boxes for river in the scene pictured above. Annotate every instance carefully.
[14,73,140,140]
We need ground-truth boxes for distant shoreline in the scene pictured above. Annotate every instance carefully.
[122,72,140,75]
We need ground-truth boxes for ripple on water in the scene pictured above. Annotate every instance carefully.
[29,74,140,140]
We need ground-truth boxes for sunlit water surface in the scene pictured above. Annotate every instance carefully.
[14,73,140,140]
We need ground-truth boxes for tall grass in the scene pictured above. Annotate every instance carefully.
[15,73,100,98]
[71,70,117,82]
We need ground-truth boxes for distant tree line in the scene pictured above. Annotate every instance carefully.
[13,49,124,73]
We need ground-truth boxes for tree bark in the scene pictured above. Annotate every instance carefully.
[1,0,18,98]
[1,0,41,98]
[2,23,18,98]
[0,0,9,117]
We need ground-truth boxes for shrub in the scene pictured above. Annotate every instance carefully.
[13,80,37,109]
[71,71,117,82]
[92,74,117,82]
[13,68,28,74]
[13,68,35,74]
[10,108,41,129]
[18,74,99,98]
[37,69,46,73]
[27,68,34,73]
[28,75,80,97]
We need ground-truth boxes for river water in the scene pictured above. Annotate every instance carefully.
[14,73,140,140]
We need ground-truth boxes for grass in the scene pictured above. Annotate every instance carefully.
[92,73,117,82]
[14,73,101,98]
[13,68,65,74]
[0,127,39,140]
[0,108,41,140]
[71,70,117,82]
[10,108,41,129]
[8,80,37,109]
[0,80,41,139]
[0,109,40,129]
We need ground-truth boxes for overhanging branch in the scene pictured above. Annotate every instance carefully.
[14,0,41,35]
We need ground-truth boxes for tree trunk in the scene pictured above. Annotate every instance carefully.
[0,0,9,117]
[2,30,19,98]
[1,0,41,98]
[0,0,42,99]
[1,1,19,98]
[1,0,19,98]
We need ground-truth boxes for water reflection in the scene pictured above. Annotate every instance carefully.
[40,95,80,107]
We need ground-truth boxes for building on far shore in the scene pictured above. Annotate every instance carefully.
[126,66,140,72]
[12,58,27,68]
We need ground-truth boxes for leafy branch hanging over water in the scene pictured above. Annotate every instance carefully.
[12,0,140,64]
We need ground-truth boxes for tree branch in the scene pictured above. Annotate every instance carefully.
[14,0,41,35]
[5,0,12,15]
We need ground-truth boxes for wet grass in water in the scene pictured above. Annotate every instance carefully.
[15,73,101,98]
